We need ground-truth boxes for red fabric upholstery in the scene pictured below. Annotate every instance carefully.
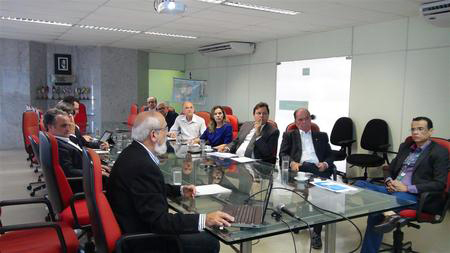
[223,106,233,115]
[227,115,239,140]
[74,103,87,135]
[195,111,211,126]
[47,133,91,227]
[127,104,138,128]
[22,111,40,155]
[267,120,278,129]
[398,209,435,222]
[0,222,78,253]
[87,149,122,253]
[140,105,146,112]
[286,122,320,132]
[60,199,90,227]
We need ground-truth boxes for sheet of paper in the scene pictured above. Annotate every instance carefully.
[311,179,357,193]
[93,149,109,154]
[207,152,238,158]
[231,156,257,163]
[196,184,232,196]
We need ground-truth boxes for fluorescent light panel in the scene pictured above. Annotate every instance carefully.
[223,1,299,15]
[144,31,197,39]
[1,16,196,39]
[197,0,225,3]
[1,16,73,26]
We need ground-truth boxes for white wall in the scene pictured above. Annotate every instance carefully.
[149,52,185,71]
[185,16,450,157]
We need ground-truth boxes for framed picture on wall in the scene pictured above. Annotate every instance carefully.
[54,54,72,75]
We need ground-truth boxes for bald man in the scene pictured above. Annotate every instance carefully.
[108,111,233,253]
[279,108,335,249]
[144,96,157,111]
[169,101,206,141]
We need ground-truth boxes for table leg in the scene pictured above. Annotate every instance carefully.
[324,223,336,253]
[240,241,252,253]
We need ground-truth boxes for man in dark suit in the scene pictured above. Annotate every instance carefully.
[157,101,178,130]
[217,102,279,164]
[279,108,335,249]
[107,111,234,253]
[355,116,448,253]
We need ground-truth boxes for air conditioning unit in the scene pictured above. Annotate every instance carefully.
[198,42,256,57]
[421,0,450,27]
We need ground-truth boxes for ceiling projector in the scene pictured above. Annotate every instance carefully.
[155,0,186,14]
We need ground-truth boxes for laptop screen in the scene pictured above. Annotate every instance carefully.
[99,130,112,143]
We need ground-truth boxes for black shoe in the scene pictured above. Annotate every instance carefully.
[311,232,322,249]
[374,214,401,233]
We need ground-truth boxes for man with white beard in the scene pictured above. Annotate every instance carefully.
[107,111,233,253]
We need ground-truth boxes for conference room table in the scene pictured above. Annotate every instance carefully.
[103,130,416,253]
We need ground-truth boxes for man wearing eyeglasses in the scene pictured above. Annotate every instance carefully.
[355,116,448,253]
[108,111,233,253]
[217,102,279,164]
[278,108,335,249]
[157,101,178,130]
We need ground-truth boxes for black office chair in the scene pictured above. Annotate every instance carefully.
[330,117,355,161]
[346,119,390,181]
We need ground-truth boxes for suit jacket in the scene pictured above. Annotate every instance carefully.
[165,110,179,130]
[279,130,335,174]
[389,140,448,194]
[107,141,199,251]
[56,138,83,177]
[74,127,100,149]
[227,121,279,164]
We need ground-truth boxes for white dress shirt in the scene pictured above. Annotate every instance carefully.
[235,124,265,157]
[170,114,206,140]
[299,129,319,164]
[55,136,83,152]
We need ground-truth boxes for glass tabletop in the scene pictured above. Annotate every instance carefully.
[99,132,416,245]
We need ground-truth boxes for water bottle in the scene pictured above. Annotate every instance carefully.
[282,156,290,184]
[200,139,206,157]
[172,167,182,185]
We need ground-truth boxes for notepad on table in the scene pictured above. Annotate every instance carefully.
[207,152,238,159]
[196,184,232,196]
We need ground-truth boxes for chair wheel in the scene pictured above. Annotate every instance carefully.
[27,185,32,190]
[30,192,35,197]
[38,178,42,182]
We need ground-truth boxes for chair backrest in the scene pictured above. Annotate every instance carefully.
[360,119,389,152]
[22,111,40,153]
[127,104,138,128]
[330,117,354,146]
[83,149,122,253]
[195,111,211,126]
[74,103,87,135]
[222,106,233,115]
[39,132,64,213]
[267,120,278,129]
[29,135,40,164]
[227,115,239,140]
[139,105,146,112]
[40,132,74,213]
[285,122,320,132]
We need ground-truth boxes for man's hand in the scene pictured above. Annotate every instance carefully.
[206,211,235,227]
[216,144,227,152]
[168,132,177,138]
[101,165,111,177]
[182,184,196,198]
[83,135,94,142]
[254,120,262,136]
[391,180,408,192]
[100,141,109,150]
[317,162,328,172]
[385,179,395,192]
[290,161,300,172]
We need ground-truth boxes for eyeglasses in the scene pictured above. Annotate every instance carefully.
[255,112,268,116]
[154,126,168,132]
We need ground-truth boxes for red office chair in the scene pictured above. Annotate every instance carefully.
[267,120,278,129]
[0,198,79,253]
[227,115,239,140]
[195,111,211,126]
[127,104,138,128]
[380,137,449,253]
[22,111,40,167]
[285,122,320,132]
[222,106,233,115]
[82,149,182,253]
[74,102,87,135]
[139,104,146,112]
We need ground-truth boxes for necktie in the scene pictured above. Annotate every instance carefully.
[244,131,258,158]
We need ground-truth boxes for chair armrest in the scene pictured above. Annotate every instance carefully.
[69,192,86,229]
[67,176,83,182]
[117,233,183,253]
[0,222,68,252]
[0,197,56,221]
[337,139,355,146]
[378,144,391,151]
[416,191,447,223]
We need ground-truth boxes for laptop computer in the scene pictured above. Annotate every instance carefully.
[99,130,112,143]
[222,170,273,228]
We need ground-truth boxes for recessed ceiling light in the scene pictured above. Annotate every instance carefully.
[1,16,73,26]
[223,1,299,15]
[144,31,197,39]
[77,24,141,33]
